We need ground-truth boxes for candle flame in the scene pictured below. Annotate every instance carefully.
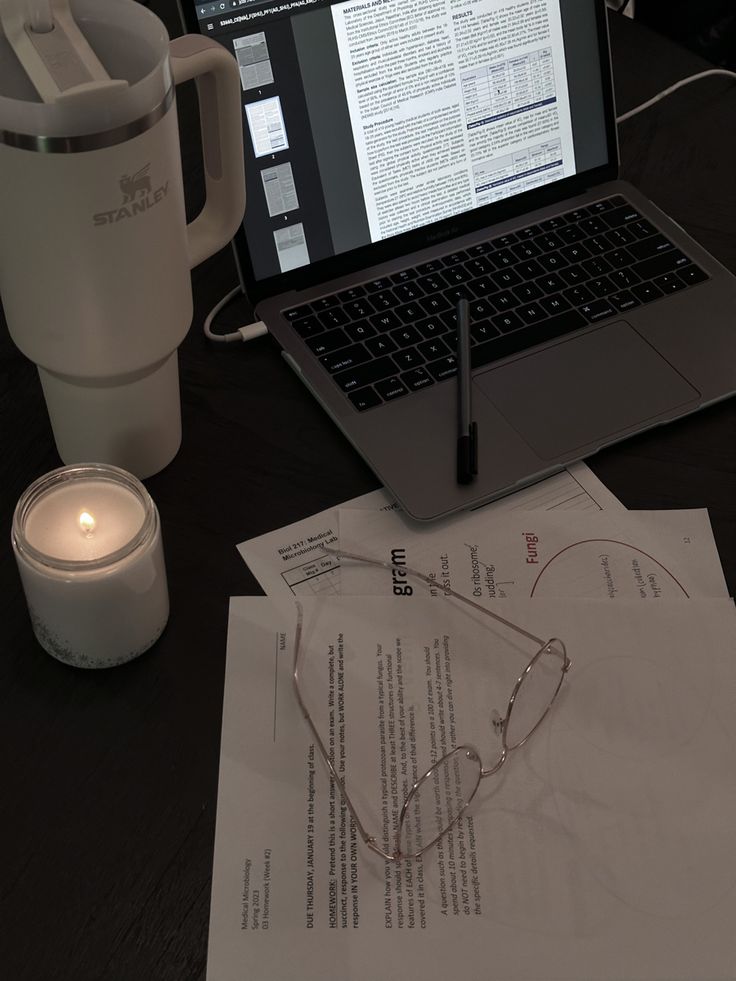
[78,510,96,537]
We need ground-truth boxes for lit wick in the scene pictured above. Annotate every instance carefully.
[78,510,96,537]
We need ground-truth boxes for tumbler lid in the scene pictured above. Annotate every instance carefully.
[0,0,171,141]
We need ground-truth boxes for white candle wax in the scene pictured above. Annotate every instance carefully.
[12,464,169,668]
[23,479,147,562]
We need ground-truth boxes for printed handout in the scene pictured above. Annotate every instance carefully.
[338,507,729,601]
[208,595,736,981]
[236,461,623,599]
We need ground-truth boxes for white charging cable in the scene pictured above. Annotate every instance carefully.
[617,68,736,123]
[203,285,268,343]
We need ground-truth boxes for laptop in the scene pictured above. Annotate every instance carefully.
[181,0,736,521]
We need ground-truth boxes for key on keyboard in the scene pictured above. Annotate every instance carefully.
[284,194,708,411]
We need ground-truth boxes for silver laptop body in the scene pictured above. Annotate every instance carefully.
[183,0,736,520]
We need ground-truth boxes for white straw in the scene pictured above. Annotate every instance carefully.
[26,0,54,33]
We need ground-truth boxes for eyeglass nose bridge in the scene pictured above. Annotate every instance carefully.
[491,708,505,736]
[483,713,507,777]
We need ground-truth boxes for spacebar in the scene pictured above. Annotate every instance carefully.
[471,309,587,370]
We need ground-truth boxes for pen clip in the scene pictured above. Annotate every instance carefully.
[457,422,478,484]
[468,420,478,476]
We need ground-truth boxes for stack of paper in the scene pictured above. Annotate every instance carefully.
[208,462,735,981]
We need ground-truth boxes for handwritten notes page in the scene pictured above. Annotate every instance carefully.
[209,596,736,981]
[338,508,729,601]
[237,462,623,599]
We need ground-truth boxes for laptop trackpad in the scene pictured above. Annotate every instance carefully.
[474,322,700,460]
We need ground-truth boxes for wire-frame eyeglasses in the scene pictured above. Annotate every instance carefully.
[292,546,571,863]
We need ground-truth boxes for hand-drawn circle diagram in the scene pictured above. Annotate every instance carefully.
[528,538,690,599]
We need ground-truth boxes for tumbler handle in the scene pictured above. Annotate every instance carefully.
[169,35,246,269]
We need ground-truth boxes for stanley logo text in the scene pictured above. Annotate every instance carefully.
[93,163,169,226]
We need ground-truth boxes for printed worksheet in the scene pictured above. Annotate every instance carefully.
[338,507,729,601]
[208,595,736,981]
[237,462,622,599]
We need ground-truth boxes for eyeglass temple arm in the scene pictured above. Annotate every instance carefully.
[292,602,396,863]
[324,545,546,648]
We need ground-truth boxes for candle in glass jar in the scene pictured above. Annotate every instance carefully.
[12,463,169,668]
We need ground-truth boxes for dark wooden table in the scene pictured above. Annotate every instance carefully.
[1,6,734,979]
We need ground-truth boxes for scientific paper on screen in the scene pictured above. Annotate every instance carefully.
[331,0,575,241]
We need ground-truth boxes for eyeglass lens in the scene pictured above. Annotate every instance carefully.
[398,746,482,859]
[505,640,567,750]
[397,640,567,859]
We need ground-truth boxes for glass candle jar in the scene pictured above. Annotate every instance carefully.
[12,463,169,668]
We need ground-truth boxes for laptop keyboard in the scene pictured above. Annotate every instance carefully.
[282,195,708,412]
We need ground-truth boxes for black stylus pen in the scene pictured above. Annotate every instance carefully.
[456,297,478,484]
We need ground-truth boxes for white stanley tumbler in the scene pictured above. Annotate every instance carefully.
[0,0,245,477]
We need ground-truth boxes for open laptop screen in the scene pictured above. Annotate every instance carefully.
[182,0,614,296]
